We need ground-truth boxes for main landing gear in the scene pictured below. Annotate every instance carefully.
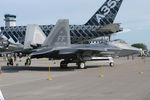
[60,60,86,69]
[60,61,68,68]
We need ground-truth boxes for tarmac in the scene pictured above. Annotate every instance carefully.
[0,57,150,100]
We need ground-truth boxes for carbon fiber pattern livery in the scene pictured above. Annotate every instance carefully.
[0,25,105,44]
[85,0,123,26]
[0,0,123,45]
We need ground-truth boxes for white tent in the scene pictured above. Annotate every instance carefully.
[0,90,5,100]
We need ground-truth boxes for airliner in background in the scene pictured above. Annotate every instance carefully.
[0,0,123,49]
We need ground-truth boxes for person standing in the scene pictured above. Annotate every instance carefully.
[14,53,17,62]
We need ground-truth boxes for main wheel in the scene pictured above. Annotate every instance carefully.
[109,62,114,67]
[60,61,68,68]
[78,62,85,69]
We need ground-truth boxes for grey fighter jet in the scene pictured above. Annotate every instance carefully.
[29,19,140,68]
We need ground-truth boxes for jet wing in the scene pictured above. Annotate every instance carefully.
[59,44,120,55]
[58,48,106,55]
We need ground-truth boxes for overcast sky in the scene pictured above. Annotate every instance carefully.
[0,0,150,49]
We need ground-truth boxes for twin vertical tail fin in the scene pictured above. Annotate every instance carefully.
[85,0,123,26]
[42,19,71,50]
[24,24,46,49]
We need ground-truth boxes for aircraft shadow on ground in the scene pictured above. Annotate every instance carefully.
[1,65,109,73]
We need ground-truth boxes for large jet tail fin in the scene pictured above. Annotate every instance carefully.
[42,19,71,49]
[85,0,123,26]
[24,24,46,49]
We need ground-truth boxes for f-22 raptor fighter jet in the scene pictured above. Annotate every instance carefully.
[27,19,140,69]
